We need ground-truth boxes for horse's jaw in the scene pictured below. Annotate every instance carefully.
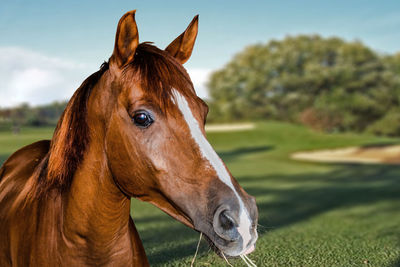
[136,193,194,229]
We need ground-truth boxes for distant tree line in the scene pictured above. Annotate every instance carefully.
[2,35,400,136]
[207,35,400,136]
[0,102,67,132]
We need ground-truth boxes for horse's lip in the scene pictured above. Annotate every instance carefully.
[200,230,242,258]
[200,232,224,256]
[200,230,257,258]
[243,244,255,255]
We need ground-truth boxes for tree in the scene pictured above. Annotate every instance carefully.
[207,35,400,134]
[0,101,67,132]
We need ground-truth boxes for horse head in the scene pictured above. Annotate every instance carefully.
[92,10,258,257]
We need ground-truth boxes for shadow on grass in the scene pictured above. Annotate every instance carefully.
[135,163,400,266]
[133,218,199,265]
[244,165,400,232]
[392,258,400,267]
[218,145,273,163]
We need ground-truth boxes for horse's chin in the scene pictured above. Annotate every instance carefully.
[200,230,253,258]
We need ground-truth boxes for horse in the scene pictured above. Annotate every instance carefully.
[0,10,258,266]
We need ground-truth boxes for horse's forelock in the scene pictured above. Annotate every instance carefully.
[122,43,196,113]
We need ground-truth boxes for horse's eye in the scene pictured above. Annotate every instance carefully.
[132,111,154,128]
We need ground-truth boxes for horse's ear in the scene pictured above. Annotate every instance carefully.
[165,15,199,64]
[110,10,139,69]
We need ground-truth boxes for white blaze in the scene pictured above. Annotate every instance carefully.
[172,89,253,254]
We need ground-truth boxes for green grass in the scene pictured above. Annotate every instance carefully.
[0,127,54,165]
[1,122,399,267]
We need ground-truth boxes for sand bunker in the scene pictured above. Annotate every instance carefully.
[205,123,255,132]
[291,145,400,164]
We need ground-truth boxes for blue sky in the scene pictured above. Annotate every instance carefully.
[1,0,400,107]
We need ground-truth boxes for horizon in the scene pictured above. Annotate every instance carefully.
[1,0,400,108]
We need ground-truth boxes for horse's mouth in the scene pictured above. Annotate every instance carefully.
[201,232,232,259]
[200,230,256,258]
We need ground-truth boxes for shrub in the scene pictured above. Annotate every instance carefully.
[299,107,342,132]
[366,110,400,136]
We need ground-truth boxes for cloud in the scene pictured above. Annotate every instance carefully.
[187,68,212,99]
[0,47,214,108]
[0,47,93,108]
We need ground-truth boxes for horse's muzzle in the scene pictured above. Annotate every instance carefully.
[211,200,258,257]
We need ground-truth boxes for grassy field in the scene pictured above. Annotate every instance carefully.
[1,122,399,267]
[0,127,54,165]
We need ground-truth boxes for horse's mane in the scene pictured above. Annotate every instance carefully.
[31,43,195,198]
[30,62,109,198]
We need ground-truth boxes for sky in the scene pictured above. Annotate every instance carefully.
[1,0,400,107]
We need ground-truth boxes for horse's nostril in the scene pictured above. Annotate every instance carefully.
[213,208,240,242]
[219,210,235,230]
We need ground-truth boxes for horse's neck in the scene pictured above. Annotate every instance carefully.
[63,154,129,241]
[60,143,145,264]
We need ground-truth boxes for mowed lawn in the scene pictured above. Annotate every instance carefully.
[0,122,399,267]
